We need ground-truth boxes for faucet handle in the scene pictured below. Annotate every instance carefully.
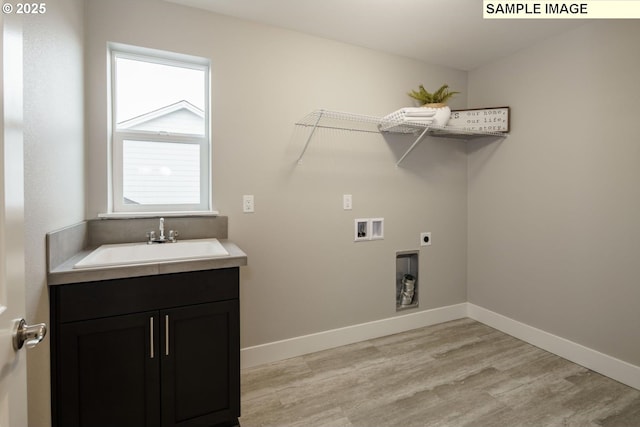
[169,230,179,242]
[146,231,156,244]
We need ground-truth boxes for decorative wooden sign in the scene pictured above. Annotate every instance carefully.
[448,107,510,133]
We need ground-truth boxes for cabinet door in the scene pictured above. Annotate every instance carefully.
[161,300,240,427]
[57,312,161,427]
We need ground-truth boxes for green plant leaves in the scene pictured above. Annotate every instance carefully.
[407,84,460,105]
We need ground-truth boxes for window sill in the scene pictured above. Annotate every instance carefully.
[97,210,220,219]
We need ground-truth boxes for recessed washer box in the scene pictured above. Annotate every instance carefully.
[354,219,369,241]
[371,218,384,240]
[354,218,384,241]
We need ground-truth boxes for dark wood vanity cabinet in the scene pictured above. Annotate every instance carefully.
[50,268,240,427]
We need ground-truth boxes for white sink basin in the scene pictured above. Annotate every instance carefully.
[73,238,230,269]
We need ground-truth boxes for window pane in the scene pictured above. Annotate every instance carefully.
[115,57,205,135]
[123,140,200,205]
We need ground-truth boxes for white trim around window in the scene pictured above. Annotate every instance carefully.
[108,43,212,214]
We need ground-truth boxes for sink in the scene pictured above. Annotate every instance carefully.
[73,238,230,269]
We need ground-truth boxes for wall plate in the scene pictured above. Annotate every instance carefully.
[420,232,431,246]
[343,194,352,210]
[243,195,254,213]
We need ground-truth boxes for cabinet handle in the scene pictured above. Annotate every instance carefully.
[150,317,154,359]
[165,315,170,356]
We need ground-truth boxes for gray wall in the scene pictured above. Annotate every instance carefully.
[85,0,469,348]
[468,21,640,367]
[25,3,640,425]
[22,0,86,425]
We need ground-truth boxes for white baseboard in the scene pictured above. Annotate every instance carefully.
[467,303,640,391]
[241,303,467,368]
[241,302,640,392]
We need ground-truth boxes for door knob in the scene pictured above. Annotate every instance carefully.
[12,318,47,350]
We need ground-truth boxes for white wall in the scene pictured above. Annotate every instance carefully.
[22,0,85,425]
[85,0,469,348]
[468,21,640,367]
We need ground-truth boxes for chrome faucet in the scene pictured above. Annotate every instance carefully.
[147,217,178,244]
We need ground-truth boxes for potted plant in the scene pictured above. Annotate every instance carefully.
[407,84,459,126]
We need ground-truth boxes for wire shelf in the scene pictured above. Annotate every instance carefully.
[296,109,388,134]
[294,109,508,165]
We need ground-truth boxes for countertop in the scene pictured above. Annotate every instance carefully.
[48,239,248,286]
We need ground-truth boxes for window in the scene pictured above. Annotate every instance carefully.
[110,44,211,213]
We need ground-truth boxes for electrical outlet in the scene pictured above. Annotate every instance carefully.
[343,194,352,210]
[243,195,254,213]
[420,232,431,246]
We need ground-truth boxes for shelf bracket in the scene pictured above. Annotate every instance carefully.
[297,109,324,164]
[395,126,431,167]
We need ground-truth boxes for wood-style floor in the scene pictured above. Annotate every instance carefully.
[240,318,640,427]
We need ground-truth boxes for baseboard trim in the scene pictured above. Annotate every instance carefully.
[241,302,640,391]
[241,303,467,368]
[467,303,640,391]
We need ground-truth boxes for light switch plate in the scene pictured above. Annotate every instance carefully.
[343,194,352,210]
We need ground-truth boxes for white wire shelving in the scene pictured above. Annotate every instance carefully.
[294,109,508,166]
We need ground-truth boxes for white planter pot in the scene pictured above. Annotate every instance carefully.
[423,103,451,127]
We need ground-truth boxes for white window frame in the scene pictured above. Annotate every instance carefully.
[109,43,212,214]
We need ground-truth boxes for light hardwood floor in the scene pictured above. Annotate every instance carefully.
[240,318,640,427]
